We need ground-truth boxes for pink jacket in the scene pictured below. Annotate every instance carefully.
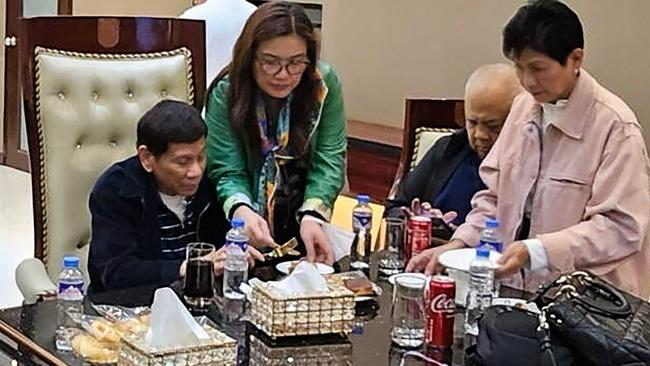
[453,70,650,298]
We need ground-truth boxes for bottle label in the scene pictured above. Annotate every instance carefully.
[58,282,84,300]
[226,239,247,250]
[353,213,372,231]
[479,240,502,253]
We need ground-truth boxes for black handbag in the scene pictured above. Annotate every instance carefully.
[467,271,650,366]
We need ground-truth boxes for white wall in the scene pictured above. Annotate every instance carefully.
[71,0,650,145]
[321,0,650,145]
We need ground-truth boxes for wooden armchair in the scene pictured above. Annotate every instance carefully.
[388,98,465,199]
[15,16,205,303]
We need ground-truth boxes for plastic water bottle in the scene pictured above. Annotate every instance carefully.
[479,219,502,297]
[223,218,248,300]
[479,219,503,253]
[464,246,494,337]
[351,194,373,270]
[56,255,85,351]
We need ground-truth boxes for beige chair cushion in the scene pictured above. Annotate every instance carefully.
[34,47,195,281]
[410,127,457,170]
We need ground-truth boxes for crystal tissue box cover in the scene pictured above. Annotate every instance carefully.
[117,317,237,366]
[249,282,355,338]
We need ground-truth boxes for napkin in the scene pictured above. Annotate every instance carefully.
[269,261,329,296]
[144,288,210,348]
[322,222,355,262]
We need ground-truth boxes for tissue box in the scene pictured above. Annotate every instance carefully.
[117,317,237,366]
[248,330,353,365]
[250,282,355,338]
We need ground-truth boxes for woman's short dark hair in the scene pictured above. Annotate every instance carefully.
[136,99,206,156]
[503,0,584,65]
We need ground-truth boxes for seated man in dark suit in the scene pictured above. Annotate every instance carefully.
[88,100,262,293]
[385,64,521,230]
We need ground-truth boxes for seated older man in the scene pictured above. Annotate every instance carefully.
[88,100,263,293]
[385,64,521,231]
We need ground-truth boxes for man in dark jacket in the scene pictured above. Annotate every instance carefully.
[385,64,521,229]
[88,100,262,293]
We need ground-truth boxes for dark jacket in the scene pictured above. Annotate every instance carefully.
[88,156,228,294]
[385,130,478,218]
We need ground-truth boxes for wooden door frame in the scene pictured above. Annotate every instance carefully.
[1,0,71,171]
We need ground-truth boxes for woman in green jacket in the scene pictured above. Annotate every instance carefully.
[205,1,347,264]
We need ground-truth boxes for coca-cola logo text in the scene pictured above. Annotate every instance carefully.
[430,293,454,313]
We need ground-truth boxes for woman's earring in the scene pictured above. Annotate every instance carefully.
[574,69,580,75]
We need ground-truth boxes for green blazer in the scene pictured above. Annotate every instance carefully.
[205,62,347,221]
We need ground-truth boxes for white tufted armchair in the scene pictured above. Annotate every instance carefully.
[15,16,206,304]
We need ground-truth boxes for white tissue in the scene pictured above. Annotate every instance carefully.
[322,222,355,262]
[270,261,329,296]
[144,287,210,348]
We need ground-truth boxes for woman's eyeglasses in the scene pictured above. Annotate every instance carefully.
[256,57,310,76]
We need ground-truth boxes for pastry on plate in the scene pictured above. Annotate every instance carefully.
[72,333,117,364]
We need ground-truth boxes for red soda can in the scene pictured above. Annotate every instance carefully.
[406,216,432,259]
[425,275,456,349]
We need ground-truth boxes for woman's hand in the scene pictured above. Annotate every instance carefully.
[300,219,334,265]
[233,205,275,248]
[406,239,466,275]
[495,241,529,278]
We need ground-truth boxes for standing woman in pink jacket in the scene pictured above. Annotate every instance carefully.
[408,0,650,297]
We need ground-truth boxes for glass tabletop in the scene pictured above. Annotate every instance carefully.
[0,255,529,365]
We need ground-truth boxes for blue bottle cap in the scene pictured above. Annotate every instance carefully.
[357,194,370,204]
[485,219,499,228]
[476,245,491,258]
[231,218,245,228]
[63,255,80,268]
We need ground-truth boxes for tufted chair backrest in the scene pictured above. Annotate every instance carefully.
[21,17,206,284]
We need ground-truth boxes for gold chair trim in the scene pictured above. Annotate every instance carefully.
[410,127,457,171]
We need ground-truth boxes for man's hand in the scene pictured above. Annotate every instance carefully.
[211,245,266,276]
[406,239,465,275]
[401,198,458,223]
[300,219,334,265]
[233,205,275,248]
[179,245,266,277]
[495,241,530,278]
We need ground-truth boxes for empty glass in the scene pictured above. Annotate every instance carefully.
[390,275,426,348]
[183,242,215,309]
[378,218,405,276]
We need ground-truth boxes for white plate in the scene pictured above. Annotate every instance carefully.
[438,248,501,272]
[492,297,526,307]
[275,261,334,275]
[492,297,541,314]
[387,272,428,286]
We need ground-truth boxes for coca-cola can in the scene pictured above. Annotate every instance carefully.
[425,275,456,349]
[406,216,432,260]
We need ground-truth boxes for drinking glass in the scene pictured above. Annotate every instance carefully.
[378,218,405,276]
[390,274,426,348]
[183,242,215,309]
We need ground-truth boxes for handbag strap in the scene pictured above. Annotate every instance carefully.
[537,304,559,366]
[532,271,631,317]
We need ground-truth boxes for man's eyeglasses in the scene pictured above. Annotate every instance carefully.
[256,57,310,76]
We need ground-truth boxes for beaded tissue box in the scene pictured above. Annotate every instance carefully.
[117,317,237,366]
[249,282,355,338]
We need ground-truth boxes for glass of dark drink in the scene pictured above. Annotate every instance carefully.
[183,242,215,309]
